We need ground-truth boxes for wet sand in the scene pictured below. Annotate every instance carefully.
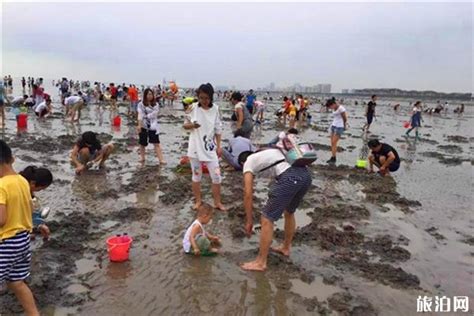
[0,88,473,315]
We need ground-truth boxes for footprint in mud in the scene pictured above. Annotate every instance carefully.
[425,227,446,241]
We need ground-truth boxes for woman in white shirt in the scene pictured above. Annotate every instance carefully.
[137,88,165,164]
[183,83,226,211]
[33,98,52,118]
[326,98,347,164]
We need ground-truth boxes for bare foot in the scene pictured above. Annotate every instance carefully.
[271,246,290,257]
[159,160,167,165]
[214,203,227,212]
[240,260,266,272]
[192,201,202,210]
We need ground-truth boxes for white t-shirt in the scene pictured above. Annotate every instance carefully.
[331,105,346,128]
[243,149,291,178]
[186,103,223,162]
[183,219,205,253]
[34,101,47,113]
[12,96,24,105]
[234,101,244,111]
[65,96,82,105]
[137,102,160,132]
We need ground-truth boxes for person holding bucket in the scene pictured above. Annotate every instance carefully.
[405,101,423,140]
[367,139,400,176]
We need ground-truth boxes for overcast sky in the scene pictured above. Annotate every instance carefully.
[2,2,472,92]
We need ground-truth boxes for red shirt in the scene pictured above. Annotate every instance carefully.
[110,87,118,97]
[128,87,138,102]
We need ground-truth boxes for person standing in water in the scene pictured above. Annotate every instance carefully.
[362,95,377,132]
[326,98,348,164]
[183,83,226,211]
[137,88,166,165]
[405,101,422,140]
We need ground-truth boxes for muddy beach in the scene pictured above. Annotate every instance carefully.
[0,93,473,315]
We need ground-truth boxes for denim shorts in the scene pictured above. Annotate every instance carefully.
[331,126,345,136]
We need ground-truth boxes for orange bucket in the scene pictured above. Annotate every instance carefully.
[17,113,28,129]
[106,235,132,262]
[113,115,121,126]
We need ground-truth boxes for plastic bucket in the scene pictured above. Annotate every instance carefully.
[403,121,410,128]
[113,115,121,126]
[17,113,28,129]
[356,159,367,168]
[106,235,132,262]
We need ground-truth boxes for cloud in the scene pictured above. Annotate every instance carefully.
[2,2,472,92]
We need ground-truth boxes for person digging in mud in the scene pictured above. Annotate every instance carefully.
[0,140,40,316]
[182,203,221,256]
[238,148,312,271]
[367,139,400,177]
[33,97,53,119]
[222,129,256,171]
[326,98,348,164]
[183,83,226,211]
[64,92,85,122]
[20,166,53,240]
[70,131,114,175]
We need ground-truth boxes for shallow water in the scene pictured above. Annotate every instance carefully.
[1,83,473,315]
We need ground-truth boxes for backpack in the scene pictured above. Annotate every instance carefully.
[274,133,317,167]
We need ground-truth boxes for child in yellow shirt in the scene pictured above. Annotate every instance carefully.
[0,140,39,316]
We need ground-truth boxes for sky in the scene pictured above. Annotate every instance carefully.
[1,1,473,93]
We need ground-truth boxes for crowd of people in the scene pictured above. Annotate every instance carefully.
[0,75,466,315]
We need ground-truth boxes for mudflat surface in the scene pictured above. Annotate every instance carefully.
[1,88,473,315]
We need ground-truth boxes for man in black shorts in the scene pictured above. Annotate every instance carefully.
[368,139,400,176]
[238,148,312,271]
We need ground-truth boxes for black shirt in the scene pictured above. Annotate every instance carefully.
[373,143,400,164]
[367,101,376,115]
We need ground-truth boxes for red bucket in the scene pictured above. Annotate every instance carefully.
[106,235,132,262]
[113,115,121,126]
[17,113,28,129]
[403,121,410,128]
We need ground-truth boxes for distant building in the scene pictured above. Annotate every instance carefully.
[321,84,331,94]
[269,82,275,91]
[341,89,349,94]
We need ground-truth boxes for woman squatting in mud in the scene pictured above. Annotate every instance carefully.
[70,131,115,175]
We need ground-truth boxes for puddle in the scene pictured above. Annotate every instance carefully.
[66,283,89,294]
[75,258,97,275]
[275,208,313,230]
[290,276,341,301]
